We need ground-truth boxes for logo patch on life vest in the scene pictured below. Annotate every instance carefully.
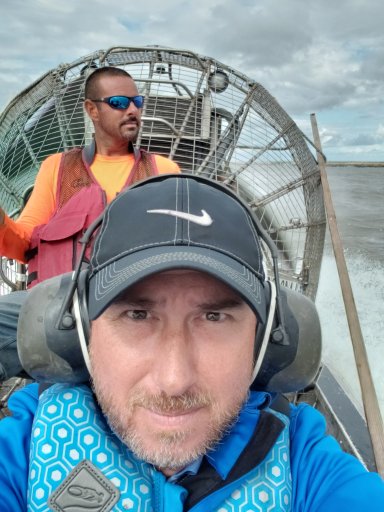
[48,459,120,511]
[72,177,91,188]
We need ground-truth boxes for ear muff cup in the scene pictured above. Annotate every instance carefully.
[252,286,322,393]
[17,272,90,383]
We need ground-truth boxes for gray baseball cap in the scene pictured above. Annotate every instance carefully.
[88,175,267,323]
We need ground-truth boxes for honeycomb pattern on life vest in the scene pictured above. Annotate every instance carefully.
[214,410,292,512]
[28,384,154,512]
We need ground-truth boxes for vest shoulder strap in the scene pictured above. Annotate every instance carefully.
[270,393,291,417]
[57,148,93,210]
[181,409,287,510]
[124,148,159,188]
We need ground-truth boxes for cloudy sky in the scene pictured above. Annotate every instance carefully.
[1,0,383,161]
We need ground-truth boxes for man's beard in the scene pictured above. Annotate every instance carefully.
[91,372,248,473]
[122,129,138,143]
[120,116,140,143]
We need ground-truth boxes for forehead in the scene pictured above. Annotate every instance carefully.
[96,75,139,96]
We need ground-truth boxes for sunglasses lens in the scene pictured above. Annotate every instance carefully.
[108,96,129,109]
[133,96,144,108]
[106,96,144,109]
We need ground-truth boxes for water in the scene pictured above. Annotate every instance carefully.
[316,166,384,417]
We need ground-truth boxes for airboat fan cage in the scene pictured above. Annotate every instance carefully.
[0,46,325,299]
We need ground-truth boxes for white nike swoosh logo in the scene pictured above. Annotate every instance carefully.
[147,209,213,226]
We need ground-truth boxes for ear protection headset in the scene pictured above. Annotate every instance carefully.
[17,174,321,392]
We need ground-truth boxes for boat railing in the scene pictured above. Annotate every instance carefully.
[0,258,26,294]
[311,114,384,477]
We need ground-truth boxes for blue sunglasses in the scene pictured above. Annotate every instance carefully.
[89,95,144,109]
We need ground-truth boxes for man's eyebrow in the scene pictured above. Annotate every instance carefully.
[111,296,244,310]
[199,298,245,310]
[112,296,157,308]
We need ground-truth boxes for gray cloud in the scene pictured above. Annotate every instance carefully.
[1,0,383,160]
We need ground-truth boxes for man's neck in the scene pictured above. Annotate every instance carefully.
[94,138,134,157]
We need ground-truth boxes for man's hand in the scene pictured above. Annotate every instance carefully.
[0,207,5,225]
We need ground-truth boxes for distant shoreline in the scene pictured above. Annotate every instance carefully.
[326,161,384,168]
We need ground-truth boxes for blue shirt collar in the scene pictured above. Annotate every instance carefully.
[167,456,203,483]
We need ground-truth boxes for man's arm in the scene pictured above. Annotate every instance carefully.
[289,403,384,511]
[0,214,31,262]
[0,154,60,262]
[0,383,39,511]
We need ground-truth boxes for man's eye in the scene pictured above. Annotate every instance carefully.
[205,312,223,321]
[127,310,148,320]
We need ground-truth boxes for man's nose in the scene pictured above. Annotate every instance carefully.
[152,323,196,396]
[126,100,140,113]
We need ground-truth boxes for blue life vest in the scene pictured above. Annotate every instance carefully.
[28,384,292,511]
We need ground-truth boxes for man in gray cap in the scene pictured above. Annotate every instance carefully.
[0,174,383,511]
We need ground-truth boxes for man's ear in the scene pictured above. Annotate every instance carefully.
[84,99,99,122]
